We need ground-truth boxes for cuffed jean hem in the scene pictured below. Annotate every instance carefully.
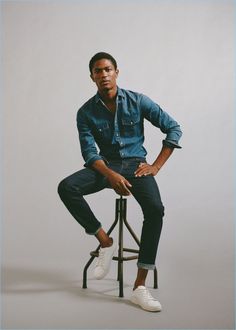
[137,262,156,270]
[86,225,102,236]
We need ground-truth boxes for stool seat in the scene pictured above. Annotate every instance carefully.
[82,195,158,297]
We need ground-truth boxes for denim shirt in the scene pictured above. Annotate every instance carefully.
[76,87,182,167]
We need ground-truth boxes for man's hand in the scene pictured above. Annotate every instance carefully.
[91,159,132,196]
[106,172,132,196]
[134,162,159,177]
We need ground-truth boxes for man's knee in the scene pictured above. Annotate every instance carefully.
[153,202,165,217]
[57,179,67,199]
[57,178,78,199]
[144,201,165,218]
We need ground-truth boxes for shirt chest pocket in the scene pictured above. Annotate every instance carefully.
[121,115,140,136]
[95,122,112,141]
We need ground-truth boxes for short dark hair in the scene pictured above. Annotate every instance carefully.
[89,52,117,74]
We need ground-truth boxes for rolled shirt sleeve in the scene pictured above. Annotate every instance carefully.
[76,110,103,167]
[140,94,182,149]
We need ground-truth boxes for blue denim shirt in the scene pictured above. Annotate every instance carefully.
[77,87,182,167]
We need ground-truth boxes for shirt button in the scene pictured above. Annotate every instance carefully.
[116,133,119,137]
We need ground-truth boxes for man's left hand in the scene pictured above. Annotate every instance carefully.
[134,163,159,177]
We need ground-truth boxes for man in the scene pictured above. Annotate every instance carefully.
[58,52,182,312]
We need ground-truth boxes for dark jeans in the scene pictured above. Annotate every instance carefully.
[58,158,164,270]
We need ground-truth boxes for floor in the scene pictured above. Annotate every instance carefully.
[1,257,234,330]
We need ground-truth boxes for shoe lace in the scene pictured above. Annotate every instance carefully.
[96,249,105,267]
[142,288,156,301]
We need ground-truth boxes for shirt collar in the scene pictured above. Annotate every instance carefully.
[95,86,125,104]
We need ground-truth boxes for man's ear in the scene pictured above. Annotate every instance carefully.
[90,74,95,82]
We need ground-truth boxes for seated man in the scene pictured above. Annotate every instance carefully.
[58,52,182,312]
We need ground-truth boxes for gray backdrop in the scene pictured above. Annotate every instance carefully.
[1,0,234,329]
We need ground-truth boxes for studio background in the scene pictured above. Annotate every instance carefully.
[1,0,234,329]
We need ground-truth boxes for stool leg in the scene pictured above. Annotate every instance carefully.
[117,198,121,281]
[118,263,124,297]
[118,197,124,297]
[82,203,119,290]
[83,255,96,289]
[123,217,140,247]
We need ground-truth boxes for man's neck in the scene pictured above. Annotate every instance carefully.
[98,86,117,104]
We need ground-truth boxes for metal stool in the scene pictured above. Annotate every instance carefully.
[82,195,158,297]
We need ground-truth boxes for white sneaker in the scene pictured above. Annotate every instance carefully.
[94,243,117,279]
[130,286,162,312]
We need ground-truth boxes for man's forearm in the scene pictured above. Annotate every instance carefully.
[91,159,115,177]
[135,145,174,177]
[152,146,174,173]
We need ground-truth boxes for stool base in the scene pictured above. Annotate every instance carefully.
[82,196,158,297]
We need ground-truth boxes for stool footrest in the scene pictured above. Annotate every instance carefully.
[90,249,139,261]
[114,256,138,261]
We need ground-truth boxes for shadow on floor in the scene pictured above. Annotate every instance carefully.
[1,263,134,305]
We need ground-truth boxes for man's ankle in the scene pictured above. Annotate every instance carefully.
[133,282,145,291]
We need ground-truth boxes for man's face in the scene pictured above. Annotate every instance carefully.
[90,59,119,93]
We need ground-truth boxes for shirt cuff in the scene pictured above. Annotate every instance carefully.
[84,155,103,167]
[162,139,182,149]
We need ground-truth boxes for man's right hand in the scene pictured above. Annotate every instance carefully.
[106,171,132,196]
[91,159,132,196]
